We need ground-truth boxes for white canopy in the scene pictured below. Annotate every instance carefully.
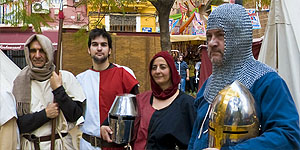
[258,0,300,113]
[0,50,21,125]
[0,50,20,90]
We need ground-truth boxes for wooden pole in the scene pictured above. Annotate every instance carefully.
[51,1,64,149]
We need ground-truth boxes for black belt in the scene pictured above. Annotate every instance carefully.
[23,133,67,150]
[82,133,127,148]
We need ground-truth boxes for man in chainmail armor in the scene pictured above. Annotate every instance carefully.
[188,4,300,150]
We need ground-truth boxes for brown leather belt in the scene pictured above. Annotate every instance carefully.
[82,132,102,147]
[23,133,67,150]
[82,133,127,148]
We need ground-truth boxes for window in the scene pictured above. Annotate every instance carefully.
[110,15,136,32]
[3,50,26,69]
[0,2,20,24]
[50,0,67,8]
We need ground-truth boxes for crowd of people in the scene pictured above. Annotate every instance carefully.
[174,53,201,95]
[0,3,300,150]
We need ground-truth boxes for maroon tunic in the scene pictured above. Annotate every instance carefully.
[133,91,155,150]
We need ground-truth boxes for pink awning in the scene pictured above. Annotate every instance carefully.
[0,30,58,50]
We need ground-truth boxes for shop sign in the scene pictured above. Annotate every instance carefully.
[0,43,24,50]
[142,27,152,32]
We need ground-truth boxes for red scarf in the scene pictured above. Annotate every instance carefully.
[149,51,180,100]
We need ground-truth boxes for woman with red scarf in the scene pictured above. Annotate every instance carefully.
[101,51,196,150]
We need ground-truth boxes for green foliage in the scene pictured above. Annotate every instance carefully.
[86,0,150,15]
[211,0,224,5]
[1,0,151,33]
[74,0,151,48]
[84,0,147,28]
[86,0,148,28]
[2,0,53,33]
[73,27,89,47]
[22,13,53,33]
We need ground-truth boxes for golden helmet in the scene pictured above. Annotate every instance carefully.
[208,80,259,149]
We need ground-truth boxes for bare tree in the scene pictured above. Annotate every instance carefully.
[149,0,175,51]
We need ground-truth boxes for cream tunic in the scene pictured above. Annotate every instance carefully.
[20,70,85,150]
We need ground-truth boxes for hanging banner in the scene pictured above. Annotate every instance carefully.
[192,12,206,35]
[246,9,262,29]
[179,3,189,24]
[169,19,180,35]
[169,19,173,32]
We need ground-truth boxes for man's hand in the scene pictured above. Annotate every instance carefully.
[45,102,59,119]
[50,71,62,90]
[100,125,113,143]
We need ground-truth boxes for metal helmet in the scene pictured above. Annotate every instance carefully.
[208,80,259,149]
[109,94,138,144]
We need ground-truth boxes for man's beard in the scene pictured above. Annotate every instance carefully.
[92,54,108,64]
[211,57,223,66]
[208,49,224,66]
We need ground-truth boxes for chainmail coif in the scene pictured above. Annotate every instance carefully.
[204,4,275,103]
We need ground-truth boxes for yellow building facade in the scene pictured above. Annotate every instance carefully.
[88,1,157,32]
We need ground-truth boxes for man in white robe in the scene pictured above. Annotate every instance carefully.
[12,34,86,150]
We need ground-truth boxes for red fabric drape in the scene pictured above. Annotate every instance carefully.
[252,39,263,60]
[198,47,212,91]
